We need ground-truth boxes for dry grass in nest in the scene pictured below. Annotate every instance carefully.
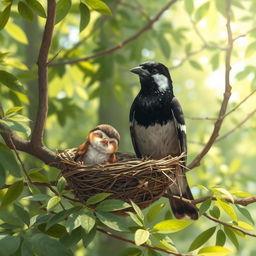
[57,149,184,212]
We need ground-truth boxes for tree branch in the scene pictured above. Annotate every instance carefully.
[0,1,60,166]
[203,213,256,238]
[186,88,256,121]
[191,195,256,207]
[49,0,179,67]
[31,0,56,147]
[216,108,256,143]
[188,0,233,169]
[97,228,192,256]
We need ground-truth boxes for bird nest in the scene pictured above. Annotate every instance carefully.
[57,149,184,212]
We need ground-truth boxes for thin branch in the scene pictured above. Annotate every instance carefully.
[119,2,150,21]
[49,0,179,66]
[203,213,256,238]
[169,194,256,207]
[0,126,59,166]
[223,89,256,118]
[189,16,226,51]
[216,108,256,142]
[97,228,192,256]
[186,88,256,121]
[191,195,256,207]
[31,0,56,147]
[7,135,32,183]
[170,46,206,70]
[188,0,233,169]
[233,26,256,42]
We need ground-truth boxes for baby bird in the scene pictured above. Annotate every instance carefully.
[75,124,120,165]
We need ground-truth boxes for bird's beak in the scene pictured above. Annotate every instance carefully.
[130,66,150,77]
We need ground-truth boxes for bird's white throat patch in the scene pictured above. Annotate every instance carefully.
[152,74,169,92]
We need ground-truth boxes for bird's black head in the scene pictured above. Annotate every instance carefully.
[130,61,173,94]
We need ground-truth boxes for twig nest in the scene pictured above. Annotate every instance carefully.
[58,148,183,211]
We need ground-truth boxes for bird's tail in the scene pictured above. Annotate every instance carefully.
[168,166,198,220]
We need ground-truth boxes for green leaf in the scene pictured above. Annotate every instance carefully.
[216,230,226,246]
[195,1,210,22]
[209,206,220,219]
[66,213,81,233]
[184,0,194,14]
[18,1,34,21]
[198,246,232,256]
[134,229,150,246]
[86,192,112,205]
[46,207,78,230]
[25,0,46,18]
[158,34,171,59]
[199,198,212,216]
[21,238,34,256]
[96,199,131,212]
[29,172,50,183]
[197,185,209,191]
[210,53,219,71]
[0,70,22,91]
[38,223,66,238]
[60,226,82,248]
[31,233,69,256]
[5,106,23,116]
[14,203,30,226]
[216,198,237,222]
[236,220,254,230]
[22,193,50,201]
[0,119,31,136]
[212,188,234,203]
[146,203,165,223]
[82,0,112,15]
[127,212,143,227]
[235,205,254,225]
[1,180,24,207]
[80,211,96,233]
[189,60,203,71]
[9,114,31,122]
[47,196,61,211]
[0,235,20,256]
[96,211,128,232]
[189,226,216,251]
[55,0,72,24]
[56,176,67,194]
[0,143,21,177]
[0,5,11,30]
[153,219,192,234]
[82,226,96,248]
[223,226,239,250]
[79,3,90,32]
[151,234,177,252]
[130,200,144,222]
[245,41,256,58]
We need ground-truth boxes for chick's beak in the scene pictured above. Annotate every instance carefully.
[130,66,150,77]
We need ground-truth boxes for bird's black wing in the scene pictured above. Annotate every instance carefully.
[170,97,187,165]
[129,101,142,158]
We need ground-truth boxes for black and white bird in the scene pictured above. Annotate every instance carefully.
[129,61,198,220]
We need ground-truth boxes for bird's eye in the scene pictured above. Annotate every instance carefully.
[110,140,117,145]
[151,69,158,74]
[96,132,103,138]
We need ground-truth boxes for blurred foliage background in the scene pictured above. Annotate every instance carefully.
[0,0,256,255]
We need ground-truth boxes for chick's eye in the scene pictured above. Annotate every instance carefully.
[110,140,116,145]
[96,132,103,138]
[151,69,157,74]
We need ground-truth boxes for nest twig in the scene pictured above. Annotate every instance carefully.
[57,149,184,211]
